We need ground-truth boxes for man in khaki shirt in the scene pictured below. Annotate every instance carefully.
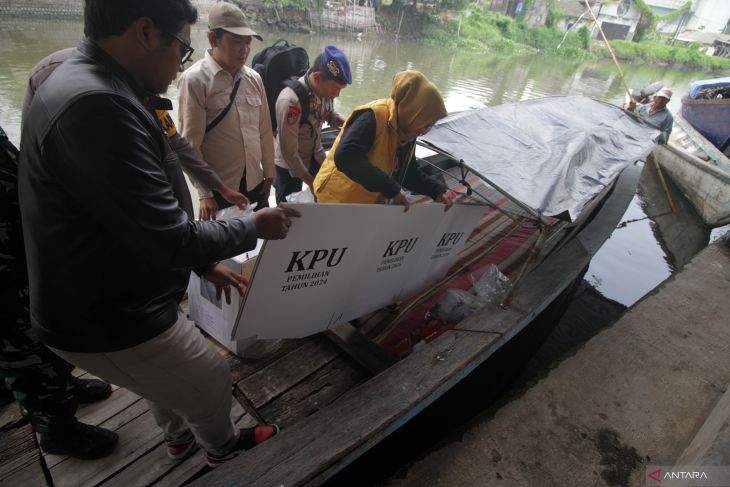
[274,45,351,202]
[178,2,275,220]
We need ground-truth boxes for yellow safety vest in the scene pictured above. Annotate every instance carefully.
[314,99,399,204]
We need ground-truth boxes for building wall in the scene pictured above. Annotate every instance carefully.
[595,2,640,41]
[686,0,730,34]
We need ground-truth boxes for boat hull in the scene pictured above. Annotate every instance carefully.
[653,144,730,228]
[681,97,730,152]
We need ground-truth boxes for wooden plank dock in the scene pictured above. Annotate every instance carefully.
[0,325,372,486]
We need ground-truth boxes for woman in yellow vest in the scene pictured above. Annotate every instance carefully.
[313,70,453,211]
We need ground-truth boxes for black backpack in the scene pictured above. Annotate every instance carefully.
[252,39,311,132]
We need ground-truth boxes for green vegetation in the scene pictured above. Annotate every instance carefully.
[257,0,308,12]
[419,2,729,71]
[633,0,691,42]
[605,40,730,70]
[422,6,592,59]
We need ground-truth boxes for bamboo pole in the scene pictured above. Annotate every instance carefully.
[651,154,679,213]
[396,8,404,40]
[583,0,634,103]
[584,0,677,214]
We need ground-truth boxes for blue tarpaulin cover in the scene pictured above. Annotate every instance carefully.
[420,96,660,221]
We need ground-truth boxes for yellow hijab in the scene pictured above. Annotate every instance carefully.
[390,71,447,143]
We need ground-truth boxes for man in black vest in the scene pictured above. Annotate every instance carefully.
[20,0,297,467]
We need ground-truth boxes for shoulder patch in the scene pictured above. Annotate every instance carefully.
[286,105,301,125]
[155,110,177,138]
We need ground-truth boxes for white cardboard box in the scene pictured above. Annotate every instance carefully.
[187,242,261,356]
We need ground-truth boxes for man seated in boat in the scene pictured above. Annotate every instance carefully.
[313,70,454,211]
[625,87,674,145]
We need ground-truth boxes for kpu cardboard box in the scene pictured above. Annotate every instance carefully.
[187,240,261,356]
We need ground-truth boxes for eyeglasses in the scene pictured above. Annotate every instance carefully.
[166,31,195,64]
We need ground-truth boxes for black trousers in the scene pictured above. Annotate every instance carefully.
[274,158,321,204]
[214,178,270,212]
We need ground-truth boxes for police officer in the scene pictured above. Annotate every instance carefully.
[273,45,352,202]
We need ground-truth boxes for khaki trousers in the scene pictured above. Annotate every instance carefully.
[50,314,236,455]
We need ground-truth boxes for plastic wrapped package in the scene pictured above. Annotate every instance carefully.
[426,288,485,323]
[469,264,512,304]
[286,189,315,204]
[215,203,256,220]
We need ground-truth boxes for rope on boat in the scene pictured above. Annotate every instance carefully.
[616,211,673,228]
[501,212,549,308]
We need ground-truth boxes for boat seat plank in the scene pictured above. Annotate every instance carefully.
[0,422,46,487]
[76,387,141,427]
[226,338,308,383]
[236,335,341,408]
[0,401,22,431]
[324,323,397,375]
[258,356,368,428]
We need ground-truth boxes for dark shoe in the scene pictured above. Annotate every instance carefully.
[71,376,112,403]
[205,425,279,468]
[39,421,118,459]
[166,431,197,460]
[0,383,14,408]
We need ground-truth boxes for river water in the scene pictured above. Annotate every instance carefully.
[0,18,726,307]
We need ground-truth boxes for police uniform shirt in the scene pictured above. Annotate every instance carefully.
[274,75,342,180]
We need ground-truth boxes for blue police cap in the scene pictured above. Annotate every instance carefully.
[322,45,352,85]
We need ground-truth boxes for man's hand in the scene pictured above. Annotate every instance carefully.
[262,177,274,201]
[303,173,316,190]
[218,185,248,209]
[626,100,637,112]
[435,192,454,212]
[202,263,249,305]
[390,192,410,212]
[199,197,219,221]
[332,114,346,128]
[250,206,302,240]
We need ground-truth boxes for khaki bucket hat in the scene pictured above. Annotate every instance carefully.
[208,2,263,41]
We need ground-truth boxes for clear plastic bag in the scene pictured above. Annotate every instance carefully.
[215,203,257,220]
[286,189,315,204]
[469,264,512,304]
[426,288,485,323]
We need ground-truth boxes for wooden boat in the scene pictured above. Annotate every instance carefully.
[655,102,730,228]
[631,78,730,228]
[0,97,657,486]
[681,77,730,153]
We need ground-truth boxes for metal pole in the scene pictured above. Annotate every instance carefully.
[417,140,545,222]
